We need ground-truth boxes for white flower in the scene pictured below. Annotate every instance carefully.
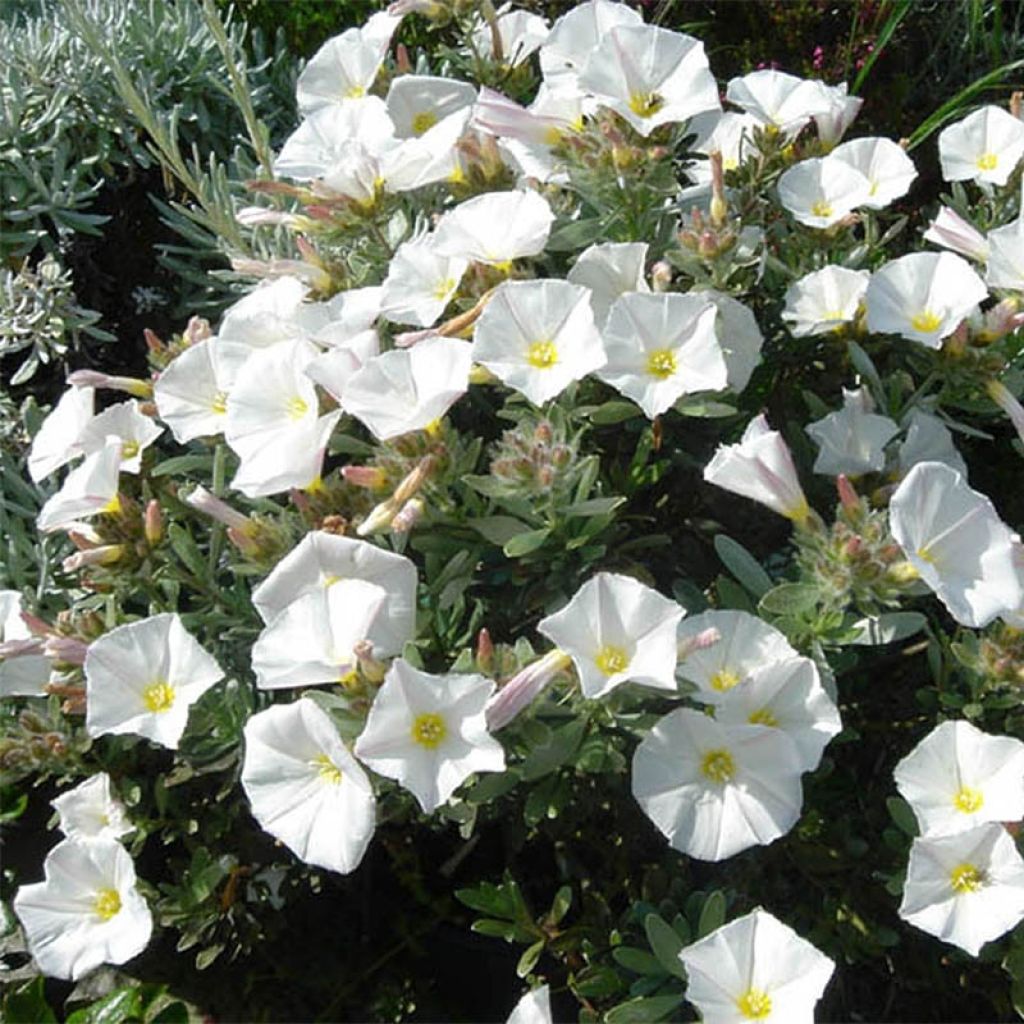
[986,216,1024,291]
[537,572,684,700]
[486,650,573,732]
[251,579,387,690]
[241,699,376,874]
[342,336,471,440]
[28,385,94,483]
[889,461,1023,627]
[474,84,582,150]
[51,773,132,842]
[805,386,900,477]
[37,438,122,534]
[386,74,476,137]
[813,81,863,145]
[432,190,554,266]
[507,984,553,1024]
[939,105,1024,186]
[865,251,987,348]
[703,414,812,524]
[894,720,1024,837]
[14,837,153,980]
[154,339,250,443]
[726,70,832,137]
[84,613,224,750]
[251,532,417,656]
[0,590,50,697]
[898,409,968,478]
[702,290,764,394]
[566,242,650,327]
[354,658,505,813]
[923,206,990,262]
[900,823,1024,956]
[686,111,759,184]
[596,292,728,419]
[578,24,720,136]
[632,707,804,861]
[295,13,400,114]
[828,136,917,209]
[776,155,871,228]
[380,237,468,327]
[472,279,605,406]
[216,276,311,348]
[678,908,835,1024]
[713,657,842,773]
[676,609,798,704]
[380,108,472,193]
[473,8,549,67]
[782,265,870,337]
[77,400,163,474]
[304,330,379,403]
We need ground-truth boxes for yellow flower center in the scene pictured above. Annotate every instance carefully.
[910,310,942,333]
[211,390,228,415]
[748,708,778,727]
[628,91,665,118]
[121,439,139,460]
[411,712,447,749]
[646,348,678,380]
[976,152,998,172]
[710,669,741,692]
[448,164,466,185]
[142,681,175,713]
[953,785,984,814]
[724,157,738,171]
[312,753,343,784]
[736,988,772,1019]
[286,395,310,420]
[950,862,984,894]
[594,644,630,676]
[700,748,736,784]
[344,84,366,99]
[526,340,558,369]
[824,309,845,322]
[543,125,567,146]
[810,199,834,219]
[101,495,122,515]
[432,277,456,301]
[93,888,122,920]
[915,545,937,565]
[411,110,438,135]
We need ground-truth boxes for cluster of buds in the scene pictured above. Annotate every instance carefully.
[143,316,212,372]
[185,485,292,569]
[357,454,435,536]
[975,623,1024,690]
[0,704,77,778]
[60,496,164,580]
[489,417,577,498]
[678,149,740,263]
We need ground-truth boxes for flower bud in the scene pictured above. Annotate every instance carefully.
[66,370,152,399]
[62,545,125,572]
[476,628,494,673]
[391,497,425,533]
[144,500,163,545]
[650,260,673,292]
[987,379,1024,443]
[677,627,721,662]
[836,474,860,513]
[485,649,573,732]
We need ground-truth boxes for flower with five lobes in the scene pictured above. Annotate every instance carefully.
[51,773,132,843]
[631,707,805,861]
[938,104,1024,186]
[353,658,505,814]
[703,414,812,525]
[77,400,163,474]
[678,907,835,1023]
[432,190,554,267]
[828,136,918,209]
[36,438,122,534]
[805,386,900,477]
[889,461,1023,628]
[84,613,224,750]
[865,251,988,348]
[537,572,684,700]
[241,699,376,875]
[380,236,468,327]
[14,837,153,980]
[776,155,871,229]
[894,719,1024,837]
[782,264,870,337]
[900,823,1024,956]
[596,292,729,419]
[725,69,833,137]
[471,279,606,406]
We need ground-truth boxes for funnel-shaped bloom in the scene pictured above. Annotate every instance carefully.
[814,81,863,145]
[805,386,900,477]
[386,74,476,137]
[923,207,990,262]
[726,70,832,137]
[783,265,869,337]
[51,773,132,843]
[829,136,917,209]
[939,105,1024,186]
[472,8,549,67]
[381,237,468,327]
[242,699,376,874]
[14,838,153,980]
[986,217,1024,291]
[433,190,554,266]
[566,242,650,327]
[679,908,835,1024]
[865,252,987,348]
[84,613,224,750]
[37,439,122,534]
[898,410,968,478]
[596,292,728,418]
[537,572,684,700]
[28,385,94,483]
[632,707,804,861]
[77,400,163,474]
[777,155,870,228]
[507,984,553,1024]
[703,414,811,524]
[354,658,505,813]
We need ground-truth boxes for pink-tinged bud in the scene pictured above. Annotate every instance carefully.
[650,261,673,292]
[944,321,970,356]
[0,636,46,660]
[353,639,388,683]
[978,299,1024,343]
[395,41,412,73]
[709,150,727,227]
[66,370,153,398]
[185,484,251,531]
[393,456,435,505]
[476,628,494,672]
[342,465,387,489]
[67,529,98,552]
[836,473,860,512]
[290,488,312,513]
[677,627,721,662]
[843,536,864,558]
[987,379,1024,443]
[19,611,52,637]
[485,649,573,732]
[698,231,718,258]
[1012,91,1023,120]
[62,544,125,572]
[923,207,989,262]
[184,316,212,345]
[144,328,165,354]
[226,526,260,554]
[144,500,163,545]
[43,635,89,665]
[230,257,331,292]
[391,497,425,533]
[393,328,440,349]
[357,498,399,537]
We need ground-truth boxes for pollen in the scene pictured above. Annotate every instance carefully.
[595,644,630,676]
[748,708,778,727]
[142,680,175,713]
[736,988,772,1019]
[724,157,738,171]
[950,862,984,894]
[710,669,741,692]
[411,712,447,749]
[432,277,457,301]
[700,748,736,784]
[628,91,665,118]
[910,310,942,333]
[211,390,228,415]
[976,152,998,172]
[411,110,438,135]
[646,348,678,380]
[526,340,558,369]
[953,785,984,814]
[101,495,122,515]
[93,887,122,921]
[344,84,366,99]
[810,199,834,219]
[286,395,310,420]
[312,753,343,784]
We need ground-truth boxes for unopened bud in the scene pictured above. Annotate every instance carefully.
[144,329,165,354]
[709,150,728,228]
[677,627,721,662]
[66,370,152,399]
[1011,91,1023,120]
[650,261,672,292]
[836,474,860,512]
[43,635,89,666]
[485,649,573,732]
[986,379,1024,443]
[184,316,212,345]
[144,500,163,544]
[391,497,425,533]
[342,465,387,489]
[62,544,125,572]
[353,639,388,683]
[186,485,251,531]
[476,627,494,672]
